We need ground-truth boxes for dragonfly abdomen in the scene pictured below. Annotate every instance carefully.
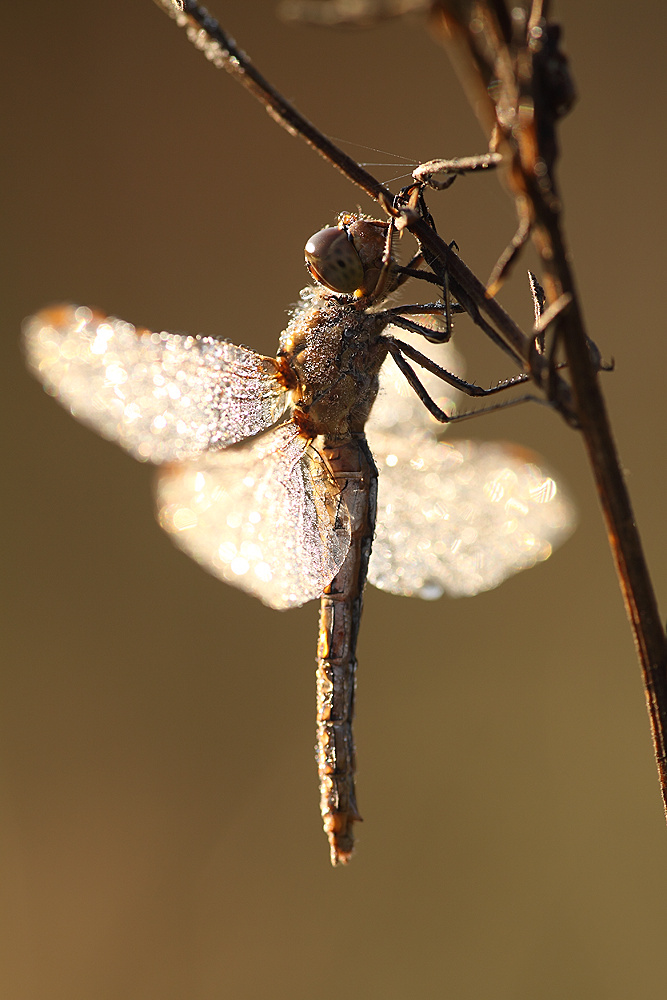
[316,605,360,864]
[316,435,377,865]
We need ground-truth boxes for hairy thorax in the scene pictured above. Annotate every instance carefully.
[278,288,389,439]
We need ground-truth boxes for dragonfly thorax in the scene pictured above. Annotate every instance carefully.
[280,288,390,438]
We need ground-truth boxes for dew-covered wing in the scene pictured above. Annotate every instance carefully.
[156,422,351,609]
[367,432,575,599]
[23,305,289,463]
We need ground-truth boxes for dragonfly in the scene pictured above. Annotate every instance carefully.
[23,212,575,865]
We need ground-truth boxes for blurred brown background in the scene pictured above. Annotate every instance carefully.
[3,2,667,997]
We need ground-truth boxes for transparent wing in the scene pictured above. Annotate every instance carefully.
[156,422,351,609]
[368,324,465,438]
[368,432,576,599]
[23,305,289,463]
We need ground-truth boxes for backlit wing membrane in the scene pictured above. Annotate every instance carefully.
[368,432,575,599]
[23,306,288,463]
[368,330,575,598]
[156,423,352,609]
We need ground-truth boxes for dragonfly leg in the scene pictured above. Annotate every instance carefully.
[392,250,425,290]
[385,337,541,424]
[386,335,532,396]
[367,217,398,304]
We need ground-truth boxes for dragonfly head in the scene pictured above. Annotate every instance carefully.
[305,215,397,300]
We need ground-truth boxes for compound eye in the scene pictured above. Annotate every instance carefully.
[304,227,365,294]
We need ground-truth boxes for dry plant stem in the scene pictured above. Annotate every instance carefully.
[434,0,667,813]
[544,222,667,809]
